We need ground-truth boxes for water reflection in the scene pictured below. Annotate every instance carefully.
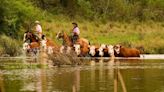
[90,59,127,92]
[1,59,164,92]
[0,71,5,92]
[73,67,80,92]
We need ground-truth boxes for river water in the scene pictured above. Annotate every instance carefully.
[1,59,164,92]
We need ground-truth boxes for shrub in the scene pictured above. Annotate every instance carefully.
[0,35,21,56]
[0,0,45,38]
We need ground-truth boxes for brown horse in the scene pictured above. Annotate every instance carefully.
[24,32,59,54]
[56,31,90,56]
[56,31,90,47]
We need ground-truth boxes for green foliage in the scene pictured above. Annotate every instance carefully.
[0,0,163,36]
[0,0,45,38]
[0,35,21,56]
[28,0,164,21]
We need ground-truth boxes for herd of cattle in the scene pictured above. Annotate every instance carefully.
[22,31,142,58]
[73,44,141,57]
[23,40,141,58]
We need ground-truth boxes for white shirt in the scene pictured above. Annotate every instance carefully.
[36,24,42,33]
[73,27,80,35]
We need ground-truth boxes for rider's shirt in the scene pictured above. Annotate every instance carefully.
[73,27,80,35]
[35,24,42,34]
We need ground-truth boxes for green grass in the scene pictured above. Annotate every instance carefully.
[0,18,164,54]
[40,19,164,54]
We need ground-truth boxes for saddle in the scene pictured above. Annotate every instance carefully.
[72,35,79,44]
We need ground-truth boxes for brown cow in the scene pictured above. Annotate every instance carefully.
[98,44,115,57]
[114,45,140,57]
[88,45,100,57]
[74,43,90,57]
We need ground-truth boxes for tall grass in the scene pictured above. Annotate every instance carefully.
[0,35,21,56]
[0,20,163,55]
[42,20,164,54]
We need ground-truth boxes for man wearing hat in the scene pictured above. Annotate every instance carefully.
[34,20,42,39]
[72,22,80,44]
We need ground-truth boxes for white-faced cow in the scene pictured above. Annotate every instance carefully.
[114,45,140,57]
[89,45,100,57]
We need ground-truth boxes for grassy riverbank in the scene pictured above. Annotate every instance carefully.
[0,20,164,55]
[42,20,164,54]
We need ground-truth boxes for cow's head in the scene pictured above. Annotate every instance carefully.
[107,45,114,55]
[23,42,30,51]
[114,44,121,54]
[98,44,107,57]
[98,47,104,57]
[89,45,96,56]
[73,44,81,56]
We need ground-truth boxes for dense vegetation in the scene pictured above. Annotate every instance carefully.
[30,0,164,21]
[0,0,164,55]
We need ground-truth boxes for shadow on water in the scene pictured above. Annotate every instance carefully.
[1,59,164,92]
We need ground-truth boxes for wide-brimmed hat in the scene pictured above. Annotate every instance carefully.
[35,20,40,24]
[72,22,78,26]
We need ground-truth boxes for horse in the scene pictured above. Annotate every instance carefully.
[56,31,90,47]
[23,32,59,55]
[56,31,90,56]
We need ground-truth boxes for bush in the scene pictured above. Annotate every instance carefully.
[0,0,45,38]
[0,35,21,56]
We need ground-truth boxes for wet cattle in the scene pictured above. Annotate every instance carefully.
[89,45,100,57]
[74,44,81,56]
[60,45,72,54]
[98,44,114,57]
[107,45,115,57]
[74,44,89,57]
[114,45,140,57]
[98,44,109,57]
[42,38,60,54]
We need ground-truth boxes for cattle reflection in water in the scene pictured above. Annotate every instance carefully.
[2,59,164,92]
[90,59,127,92]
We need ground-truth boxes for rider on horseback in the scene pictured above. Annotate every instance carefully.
[72,22,80,44]
[34,20,42,40]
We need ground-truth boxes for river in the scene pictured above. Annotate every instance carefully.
[0,59,164,92]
